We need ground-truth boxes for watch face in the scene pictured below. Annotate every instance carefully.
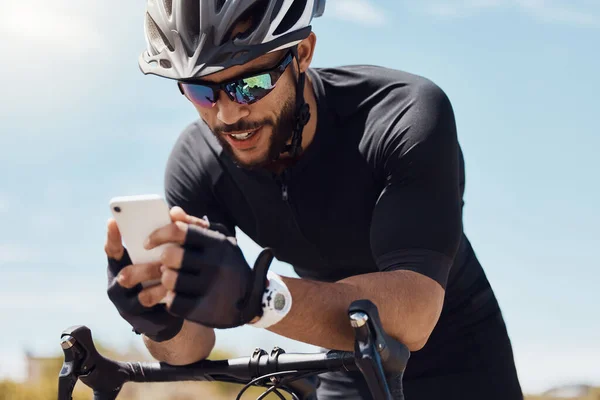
[273,292,287,311]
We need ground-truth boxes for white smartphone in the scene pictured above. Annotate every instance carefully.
[109,194,172,293]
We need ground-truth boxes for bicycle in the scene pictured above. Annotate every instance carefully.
[58,299,410,400]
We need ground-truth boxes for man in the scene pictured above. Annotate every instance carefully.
[105,0,524,398]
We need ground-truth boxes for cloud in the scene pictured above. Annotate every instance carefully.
[425,0,503,17]
[519,0,598,25]
[422,0,599,26]
[327,0,388,26]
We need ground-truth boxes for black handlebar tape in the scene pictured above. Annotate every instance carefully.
[125,351,357,383]
[92,390,120,400]
[58,374,78,400]
[387,373,405,400]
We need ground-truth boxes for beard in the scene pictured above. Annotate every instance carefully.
[211,95,296,171]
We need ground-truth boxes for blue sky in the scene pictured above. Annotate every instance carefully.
[1,0,598,394]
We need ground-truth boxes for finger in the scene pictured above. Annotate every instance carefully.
[207,221,234,237]
[184,224,225,248]
[118,262,162,289]
[164,290,176,309]
[162,268,213,296]
[160,245,185,269]
[145,221,187,250]
[168,292,197,318]
[187,215,211,229]
[138,284,169,308]
[170,206,188,222]
[160,267,179,291]
[107,281,144,314]
[171,206,210,229]
[105,218,125,260]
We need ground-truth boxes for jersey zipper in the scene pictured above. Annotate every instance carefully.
[281,182,289,202]
[277,170,329,265]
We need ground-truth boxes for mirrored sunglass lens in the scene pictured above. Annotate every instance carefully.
[231,73,275,104]
[182,84,215,107]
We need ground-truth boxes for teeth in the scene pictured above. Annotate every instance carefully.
[230,131,255,140]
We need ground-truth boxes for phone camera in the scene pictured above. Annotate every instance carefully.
[113,206,122,213]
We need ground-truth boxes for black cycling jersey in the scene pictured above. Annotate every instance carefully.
[164,66,523,399]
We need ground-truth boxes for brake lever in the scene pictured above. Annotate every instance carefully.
[349,300,410,400]
[60,325,130,400]
[58,335,84,400]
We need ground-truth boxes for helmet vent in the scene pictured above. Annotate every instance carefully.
[214,0,226,13]
[181,0,200,48]
[163,0,173,17]
[145,12,174,52]
[227,0,268,42]
[270,0,284,23]
[160,59,172,69]
[274,0,307,36]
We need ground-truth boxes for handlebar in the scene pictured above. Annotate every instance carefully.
[58,299,410,400]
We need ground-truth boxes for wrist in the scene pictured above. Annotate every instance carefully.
[249,271,292,329]
[144,321,216,365]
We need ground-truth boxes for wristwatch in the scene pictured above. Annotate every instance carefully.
[249,271,293,329]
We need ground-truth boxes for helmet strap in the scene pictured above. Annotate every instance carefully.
[282,47,310,158]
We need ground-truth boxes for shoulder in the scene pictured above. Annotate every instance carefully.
[311,64,451,119]
[168,119,218,164]
[164,119,225,204]
[312,65,455,166]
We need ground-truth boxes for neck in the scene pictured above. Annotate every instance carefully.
[265,73,318,175]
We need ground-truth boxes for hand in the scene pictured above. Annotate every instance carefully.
[104,208,197,342]
[145,209,274,329]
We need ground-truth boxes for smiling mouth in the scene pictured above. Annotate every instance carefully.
[225,129,260,141]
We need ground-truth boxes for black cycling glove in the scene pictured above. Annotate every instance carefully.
[107,249,184,342]
[168,225,274,329]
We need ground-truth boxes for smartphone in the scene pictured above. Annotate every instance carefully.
[109,195,172,293]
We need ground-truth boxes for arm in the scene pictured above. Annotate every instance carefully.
[143,320,216,365]
[269,81,461,352]
[270,271,444,351]
[142,125,235,362]
[109,206,219,364]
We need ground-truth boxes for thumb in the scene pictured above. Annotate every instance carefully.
[171,206,209,229]
[170,206,188,223]
[105,218,125,260]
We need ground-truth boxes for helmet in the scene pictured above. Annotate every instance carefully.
[139,0,326,80]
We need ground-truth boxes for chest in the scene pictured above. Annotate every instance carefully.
[219,148,383,280]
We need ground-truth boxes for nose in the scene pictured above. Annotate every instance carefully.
[215,90,250,126]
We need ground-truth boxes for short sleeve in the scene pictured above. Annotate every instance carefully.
[370,81,462,289]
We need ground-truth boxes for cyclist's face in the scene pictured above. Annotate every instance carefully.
[191,50,298,170]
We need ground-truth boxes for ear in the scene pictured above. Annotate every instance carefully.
[296,32,317,74]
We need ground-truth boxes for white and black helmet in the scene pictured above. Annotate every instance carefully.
[139,0,326,80]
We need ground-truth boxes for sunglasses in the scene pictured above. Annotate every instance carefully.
[178,51,294,108]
